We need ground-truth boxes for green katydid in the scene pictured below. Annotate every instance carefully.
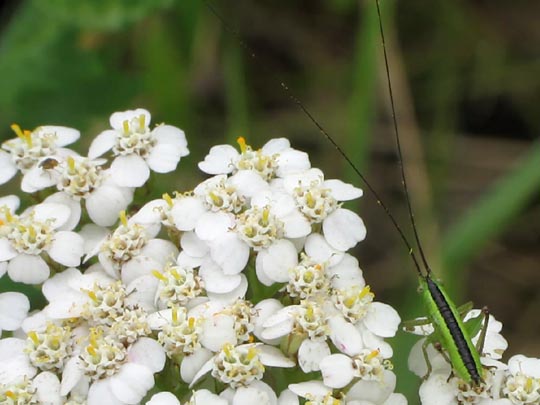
[204,0,492,387]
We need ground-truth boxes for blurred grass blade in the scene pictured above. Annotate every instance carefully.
[224,33,250,145]
[345,0,380,177]
[442,141,540,296]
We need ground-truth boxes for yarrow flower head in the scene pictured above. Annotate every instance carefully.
[0,200,84,284]
[0,124,80,187]
[89,108,189,187]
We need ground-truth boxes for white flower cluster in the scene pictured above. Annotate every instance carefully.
[0,115,406,405]
[2,109,536,405]
[407,308,540,405]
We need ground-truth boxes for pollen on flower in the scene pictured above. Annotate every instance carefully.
[155,262,204,307]
[212,343,265,388]
[200,176,246,213]
[237,205,284,249]
[293,182,338,223]
[294,300,329,341]
[82,281,127,326]
[79,327,126,380]
[287,254,330,300]
[57,156,104,198]
[0,378,36,404]
[352,349,387,381]
[157,306,202,357]
[235,138,278,180]
[2,212,53,255]
[3,125,59,171]
[224,299,257,343]
[25,322,72,371]
[113,114,156,157]
[100,221,148,270]
[332,285,374,322]
[503,372,540,405]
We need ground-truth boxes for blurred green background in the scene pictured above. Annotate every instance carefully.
[1,0,539,402]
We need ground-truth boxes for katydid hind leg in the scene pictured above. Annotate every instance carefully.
[475,307,490,355]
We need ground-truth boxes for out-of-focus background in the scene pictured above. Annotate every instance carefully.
[1,0,539,401]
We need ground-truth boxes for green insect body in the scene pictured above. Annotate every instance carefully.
[419,276,484,386]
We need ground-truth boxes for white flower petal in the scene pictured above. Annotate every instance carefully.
[41,126,80,147]
[121,256,162,286]
[109,362,154,404]
[153,124,188,150]
[87,380,123,405]
[347,369,396,404]
[170,196,206,231]
[0,151,18,185]
[21,166,58,193]
[0,195,20,213]
[275,149,311,177]
[60,357,84,396]
[259,345,295,368]
[298,340,330,372]
[201,314,237,351]
[33,371,61,405]
[146,392,181,405]
[233,383,277,405]
[323,209,366,251]
[31,202,71,229]
[110,154,150,187]
[44,192,81,230]
[229,170,269,198]
[288,381,330,398]
[383,393,408,405]
[0,292,30,331]
[358,325,394,358]
[180,348,213,384]
[328,316,364,356]
[79,224,109,258]
[323,179,363,201]
[282,210,312,239]
[146,126,189,173]
[127,337,165,373]
[140,239,179,266]
[8,254,50,284]
[256,239,298,283]
[253,299,284,345]
[88,129,117,159]
[210,232,249,275]
[320,354,355,388]
[86,185,132,226]
[418,372,457,405]
[199,260,242,294]
[206,274,248,304]
[195,211,233,241]
[48,231,84,267]
[0,238,18,261]
[262,138,290,154]
[180,232,209,258]
[508,354,540,378]
[277,389,299,405]
[0,337,36,385]
[198,144,239,174]
[304,233,340,264]
[327,254,365,290]
[363,302,401,338]
[189,357,215,388]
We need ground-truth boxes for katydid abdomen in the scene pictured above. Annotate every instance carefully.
[421,276,484,385]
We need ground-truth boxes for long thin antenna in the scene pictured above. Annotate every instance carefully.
[374,0,431,276]
[204,1,424,277]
